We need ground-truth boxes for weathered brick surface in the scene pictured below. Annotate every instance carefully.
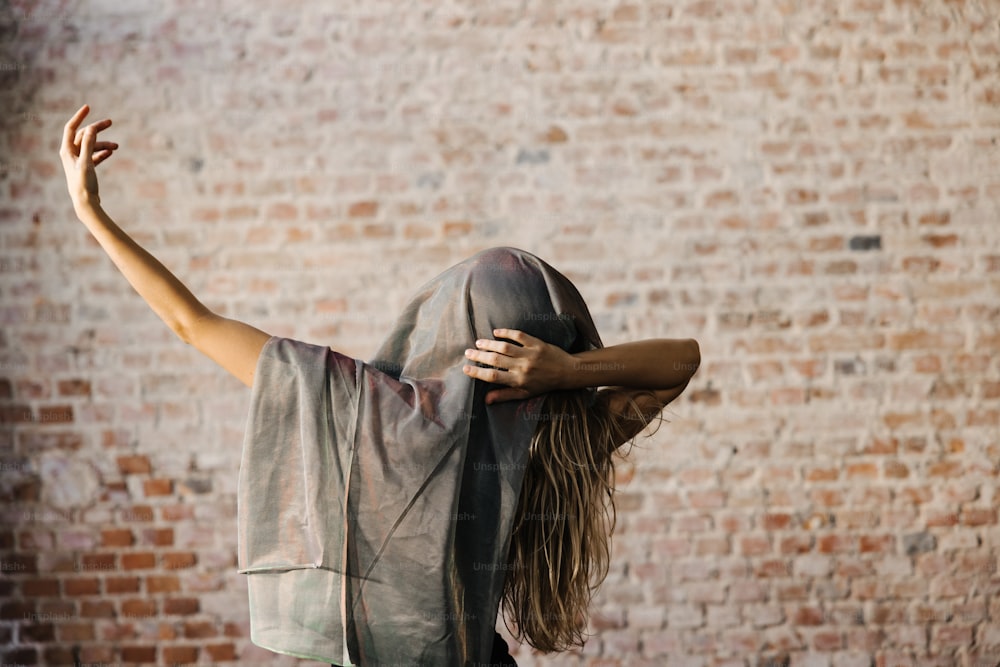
[1,0,998,665]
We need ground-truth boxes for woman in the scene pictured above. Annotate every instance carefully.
[59,105,700,666]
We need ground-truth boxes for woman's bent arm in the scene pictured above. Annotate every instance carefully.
[562,338,701,391]
[74,203,271,388]
[463,329,700,405]
[60,105,269,388]
[75,202,206,342]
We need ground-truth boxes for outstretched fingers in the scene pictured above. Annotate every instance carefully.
[80,125,97,163]
[74,118,112,149]
[61,104,90,157]
[92,147,115,166]
[75,124,118,167]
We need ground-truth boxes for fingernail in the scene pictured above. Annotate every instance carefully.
[464,349,472,357]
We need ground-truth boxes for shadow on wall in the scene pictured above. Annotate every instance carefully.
[1,3,79,666]
[0,0,44,163]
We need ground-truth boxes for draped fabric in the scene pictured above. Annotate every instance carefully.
[237,247,603,666]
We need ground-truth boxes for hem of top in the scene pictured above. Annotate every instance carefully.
[251,637,353,666]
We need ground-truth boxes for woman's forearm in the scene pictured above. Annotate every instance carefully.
[562,338,700,390]
[74,201,209,341]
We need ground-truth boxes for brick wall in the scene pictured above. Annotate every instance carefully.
[1,0,999,665]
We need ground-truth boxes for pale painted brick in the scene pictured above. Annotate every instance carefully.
[1,0,997,665]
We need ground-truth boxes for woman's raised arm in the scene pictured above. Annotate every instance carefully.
[59,104,270,388]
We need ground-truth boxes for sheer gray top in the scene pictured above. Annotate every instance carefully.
[237,247,603,666]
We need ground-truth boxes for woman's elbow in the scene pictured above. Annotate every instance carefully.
[686,338,701,378]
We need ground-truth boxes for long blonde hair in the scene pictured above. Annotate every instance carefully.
[500,387,665,652]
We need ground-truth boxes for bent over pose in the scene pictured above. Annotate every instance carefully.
[59,105,701,667]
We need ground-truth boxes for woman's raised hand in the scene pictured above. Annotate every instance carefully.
[59,104,118,210]
[462,328,574,404]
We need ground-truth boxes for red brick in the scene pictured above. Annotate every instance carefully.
[362,223,393,238]
[20,578,59,596]
[57,622,95,641]
[883,411,922,428]
[754,559,791,578]
[809,331,884,352]
[158,621,177,640]
[921,233,957,247]
[192,206,221,222]
[163,552,197,570]
[813,630,843,651]
[121,552,156,570]
[146,575,180,593]
[163,597,200,615]
[785,188,819,204]
[142,527,174,546]
[846,462,878,479]
[161,504,195,521]
[55,379,89,397]
[0,553,37,573]
[162,646,199,663]
[101,529,134,547]
[63,578,100,595]
[38,600,74,617]
[0,601,34,620]
[80,600,115,618]
[442,220,473,236]
[859,534,894,553]
[927,459,963,477]
[37,404,73,423]
[116,455,151,474]
[122,599,157,619]
[817,534,853,555]
[143,478,173,496]
[21,623,55,642]
[79,552,116,572]
[918,211,950,225]
[348,200,378,217]
[223,622,245,637]
[761,513,793,530]
[184,620,218,638]
[883,461,910,479]
[120,646,157,662]
[792,607,823,625]
[926,509,959,527]
[205,643,237,661]
[77,645,115,663]
[960,507,996,526]
[106,577,141,594]
[859,436,899,455]
[122,505,155,522]
[805,466,838,482]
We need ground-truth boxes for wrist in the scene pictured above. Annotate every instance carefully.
[562,351,597,390]
[73,194,102,217]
